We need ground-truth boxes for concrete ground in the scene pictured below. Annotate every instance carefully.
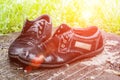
[0,31,120,80]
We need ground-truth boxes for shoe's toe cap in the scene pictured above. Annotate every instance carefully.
[18,51,45,67]
[8,45,24,58]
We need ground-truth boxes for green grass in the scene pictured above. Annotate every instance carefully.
[0,0,120,34]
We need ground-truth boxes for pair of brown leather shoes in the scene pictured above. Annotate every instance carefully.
[8,14,104,68]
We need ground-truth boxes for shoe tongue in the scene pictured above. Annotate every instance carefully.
[53,24,71,37]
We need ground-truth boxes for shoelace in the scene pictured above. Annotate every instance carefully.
[17,19,47,46]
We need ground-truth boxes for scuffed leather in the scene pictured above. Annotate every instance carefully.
[8,15,52,66]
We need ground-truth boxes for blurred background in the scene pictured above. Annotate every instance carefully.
[0,0,120,34]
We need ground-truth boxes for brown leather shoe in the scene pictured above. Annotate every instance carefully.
[8,14,52,67]
[39,24,104,68]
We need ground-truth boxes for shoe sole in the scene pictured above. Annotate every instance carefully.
[9,45,104,68]
[9,55,42,67]
[40,45,104,68]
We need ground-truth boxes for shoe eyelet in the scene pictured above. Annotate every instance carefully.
[61,26,63,29]
[58,30,60,33]
[65,36,68,39]
[63,39,67,43]
[40,21,44,25]
[39,25,42,30]
[39,31,42,34]
[61,44,65,48]
[54,34,56,37]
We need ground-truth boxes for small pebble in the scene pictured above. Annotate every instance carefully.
[24,70,27,73]
[90,76,95,79]
[61,72,65,75]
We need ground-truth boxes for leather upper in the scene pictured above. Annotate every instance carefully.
[40,24,103,64]
[8,15,52,65]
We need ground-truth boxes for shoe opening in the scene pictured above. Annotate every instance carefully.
[53,24,71,37]
[40,14,50,23]
[73,26,98,37]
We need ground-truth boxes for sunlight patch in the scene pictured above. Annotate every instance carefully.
[105,40,119,46]
[81,49,119,66]
[81,40,119,66]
